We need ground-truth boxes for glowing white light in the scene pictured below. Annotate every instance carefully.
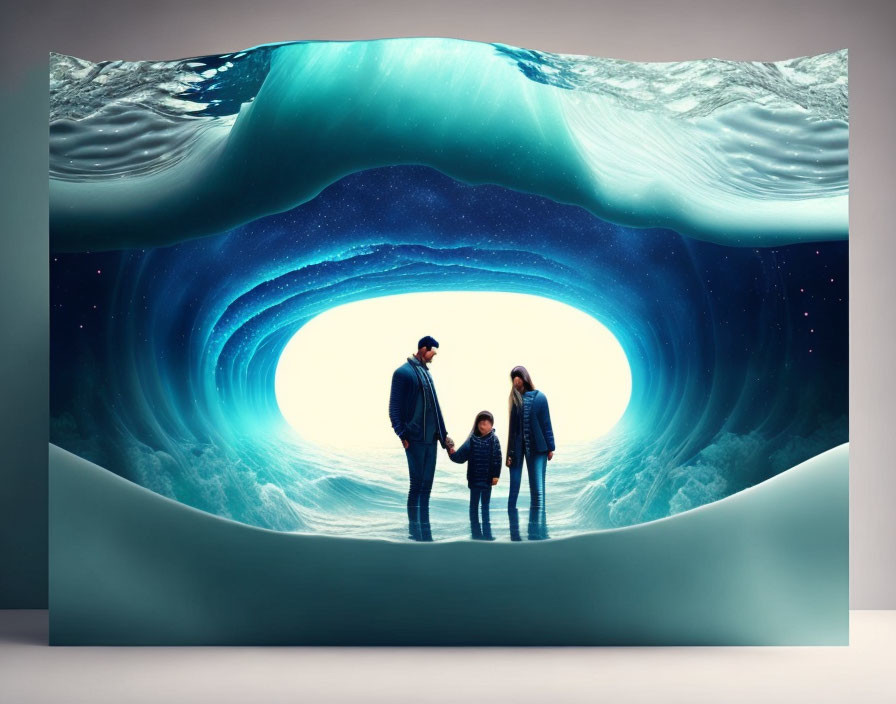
[275,292,631,450]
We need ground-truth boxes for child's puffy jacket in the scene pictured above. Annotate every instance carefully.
[449,429,502,488]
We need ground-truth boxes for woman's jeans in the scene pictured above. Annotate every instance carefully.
[507,449,547,511]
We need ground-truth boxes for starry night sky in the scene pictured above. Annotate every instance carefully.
[51,164,848,380]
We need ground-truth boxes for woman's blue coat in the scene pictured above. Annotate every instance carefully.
[506,390,555,463]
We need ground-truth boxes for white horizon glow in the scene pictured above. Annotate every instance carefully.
[275,291,631,450]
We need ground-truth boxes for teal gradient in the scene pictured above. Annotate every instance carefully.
[49,443,848,645]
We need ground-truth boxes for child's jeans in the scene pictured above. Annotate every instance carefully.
[469,485,493,540]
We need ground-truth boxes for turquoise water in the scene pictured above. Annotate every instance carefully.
[49,39,848,541]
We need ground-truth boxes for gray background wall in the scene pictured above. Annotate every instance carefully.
[2,0,892,609]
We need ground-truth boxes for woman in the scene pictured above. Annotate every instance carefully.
[505,365,555,512]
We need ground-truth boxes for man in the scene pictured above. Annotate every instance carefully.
[388,335,453,541]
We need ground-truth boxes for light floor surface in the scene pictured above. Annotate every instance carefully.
[1,610,893,703]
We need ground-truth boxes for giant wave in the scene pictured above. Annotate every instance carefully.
[50,39,847,251]
[49,40,849,541]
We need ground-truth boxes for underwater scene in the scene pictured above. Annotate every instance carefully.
[49,39,848,542]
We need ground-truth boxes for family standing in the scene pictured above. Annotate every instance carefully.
[388,336,555,541]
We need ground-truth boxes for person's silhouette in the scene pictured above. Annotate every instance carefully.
[388,336,453,541]
[448,410,501,542]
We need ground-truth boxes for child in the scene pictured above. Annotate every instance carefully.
[448,410,502,540]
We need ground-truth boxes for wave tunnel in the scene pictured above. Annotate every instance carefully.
[49,39,848,543]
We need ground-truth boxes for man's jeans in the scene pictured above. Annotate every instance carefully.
[405,440,437,540]
[507,448,548,511]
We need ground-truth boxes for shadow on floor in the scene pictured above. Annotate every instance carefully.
[0,610,48,646]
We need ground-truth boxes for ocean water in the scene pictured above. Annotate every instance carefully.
[49,39,848,541]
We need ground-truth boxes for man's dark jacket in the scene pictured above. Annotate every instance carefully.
[389,356,448,448]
